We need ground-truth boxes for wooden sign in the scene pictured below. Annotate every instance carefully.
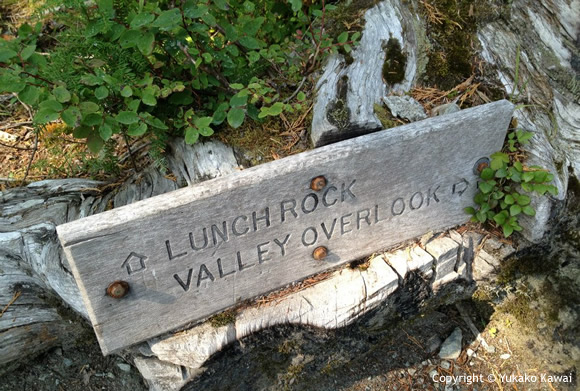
[57,100,514,354]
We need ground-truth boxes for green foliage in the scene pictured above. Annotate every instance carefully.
[0,0,360,159]
[465,128,558,237]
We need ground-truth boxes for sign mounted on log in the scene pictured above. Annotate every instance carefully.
[57,100,514,354]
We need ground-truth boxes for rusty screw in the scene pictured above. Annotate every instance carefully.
[473,157,491,175]
[312,246,328,261]
[107,281,130,299]
[310,176,327,191]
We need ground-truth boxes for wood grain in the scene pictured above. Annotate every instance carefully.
[56,100,514,354]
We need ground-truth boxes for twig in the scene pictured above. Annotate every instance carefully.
[20,131,39,186]
[0,121,33,130]
[283,76,307,103]
[0,140,33,150]
[122,131,138,171]
[455,302,494,353]
[0,291,21,318]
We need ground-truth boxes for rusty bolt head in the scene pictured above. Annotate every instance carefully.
[107,281,129,299]
[312,246,328,261]
[310,176,327,191]
[473,157,491,175]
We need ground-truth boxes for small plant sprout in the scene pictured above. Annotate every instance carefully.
[465,126,558,237]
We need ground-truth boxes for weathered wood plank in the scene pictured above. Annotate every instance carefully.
[56,100,513,354]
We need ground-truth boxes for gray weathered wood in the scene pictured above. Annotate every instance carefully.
[0,140,240,371]
[311,0,422,146]
[56,100,513,355]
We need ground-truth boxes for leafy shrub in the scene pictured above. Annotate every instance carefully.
[0,0,358,157]
[465,127,558,237]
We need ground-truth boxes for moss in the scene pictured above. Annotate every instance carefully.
[326,75,351,129]
[498,290,538,330]
[277,339,298,354]
[497,251,559,285]
[382,37,407,85]
[209,310,236,328]
[324,0,381,39]
[373,103,398,129]
[419,0,510,90]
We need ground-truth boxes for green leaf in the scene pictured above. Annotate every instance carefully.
[95,86,109,100]
[522,205,535,216]
[227,108,245,128]
[99,123,113,141]
[521,182,533,192]
[533,171,548,183]
[61,107,82,127]
[502,224,514,238]
[213,0,230,11]
[268,102,284,116]
[152,9,181,30]
[194,116,213,128]
[39,100,62,112]
[137,32,155,55]
[130,12,155,28]
[493,211,507,225]
[119,29,141,48]
[33,108,59,124]
[82,113,102,126]
[145,116,168,130]
[230,83,244,90]
[18,85,40,106]
[198,126,214,136]
[297,91,306,101]
[52,86,71,103]
[202,52,213,63]
[184,3,209,18]
[116,111,140,124]
[289,0,302,13]
[20,44,36,61]
[80,74,102,86]
[185,126,199,144]
[79,101,100,113]
[142,92,157,106]
[478,181,494,194]
[73,126,91,138]
[510,204,522,216]
[464,206,476,215]
[239,37,261,50]
[490,152,509,170]
[504,194,515,205]
[516,129,533,144]
[121,86,133,97]
[495,167,508,178]
[480,167,494,180]
[514,161,523,172]
[230,93,248,108]
[0,49,17,63]
[337,32,349,44]
[516,194,531,206]
[522,172,534,182]
[127,122,147,136]
[87,132,104,154]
